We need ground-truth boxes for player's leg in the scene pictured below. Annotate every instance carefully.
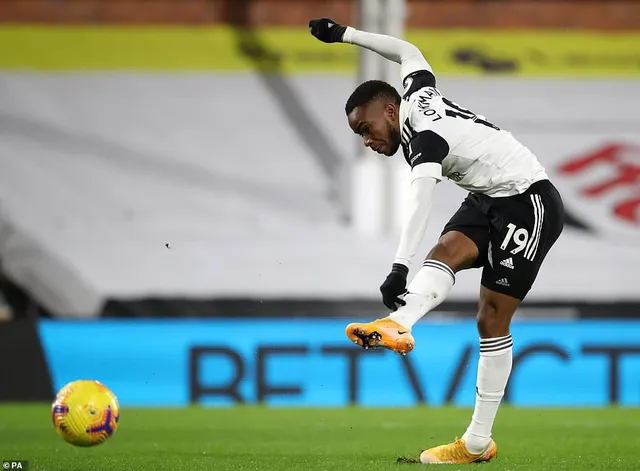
[420,180,565,464]
[458,286,519,455]
[416,286,516,465]
[463,181,565,452]
[347,194,490,353]
[388,229,480,330]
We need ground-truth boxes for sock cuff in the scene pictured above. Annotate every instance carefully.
[422,259,455,285]
[479,334,513,356]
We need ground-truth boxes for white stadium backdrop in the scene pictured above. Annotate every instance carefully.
[0,72,638,317]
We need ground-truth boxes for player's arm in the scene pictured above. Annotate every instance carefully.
[394,133,448,268]
[378,132,448,310]
[308,18,432,80]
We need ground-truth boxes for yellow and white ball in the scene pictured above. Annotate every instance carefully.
[51,379,120,447]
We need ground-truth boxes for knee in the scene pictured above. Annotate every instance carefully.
[427,232,478,272]
[428,240,458,264]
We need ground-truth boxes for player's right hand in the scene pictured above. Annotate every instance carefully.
[380,263,409,311]
[308,18,347,43]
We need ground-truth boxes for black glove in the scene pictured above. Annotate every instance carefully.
[308,18,347,43]
[380,263,409,311]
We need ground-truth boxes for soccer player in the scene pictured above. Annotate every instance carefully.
[309,18,565,464]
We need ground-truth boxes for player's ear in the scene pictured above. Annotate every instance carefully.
[384,102,397,119]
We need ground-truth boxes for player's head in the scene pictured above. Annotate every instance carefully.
[345,80,402,156]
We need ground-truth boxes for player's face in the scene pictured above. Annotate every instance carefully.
[348,100,401,156]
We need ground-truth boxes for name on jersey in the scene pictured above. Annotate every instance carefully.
[416,88,443,122]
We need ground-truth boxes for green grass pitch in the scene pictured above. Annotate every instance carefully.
[1,405,639,470]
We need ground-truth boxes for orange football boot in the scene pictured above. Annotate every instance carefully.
[419,438,497,464]
[345,316,414,354]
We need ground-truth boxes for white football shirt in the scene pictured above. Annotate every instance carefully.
[400,70,548,197]
[342,25,551,265]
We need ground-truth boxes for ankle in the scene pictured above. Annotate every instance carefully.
[388,293,428,329]
[462,432,491,454]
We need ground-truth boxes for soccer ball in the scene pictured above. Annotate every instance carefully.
[51,379,120,446]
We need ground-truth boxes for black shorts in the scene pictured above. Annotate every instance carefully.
[441,179,565,300]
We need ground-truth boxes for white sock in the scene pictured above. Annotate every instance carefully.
[462,335,513,454]
[389,260,455,329]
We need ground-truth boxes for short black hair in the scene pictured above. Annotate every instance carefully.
[345,80,401,116]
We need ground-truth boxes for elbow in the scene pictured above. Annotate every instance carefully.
[402,43,426,63]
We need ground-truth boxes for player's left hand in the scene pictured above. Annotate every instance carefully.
[308,18,347,43]
[380,263,409,311]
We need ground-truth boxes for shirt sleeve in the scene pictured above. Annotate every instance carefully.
[406,130,449,174]
[404,86,451,176]
[393,171,438,267]
[342,27,433,82]
[393,87,450,266]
